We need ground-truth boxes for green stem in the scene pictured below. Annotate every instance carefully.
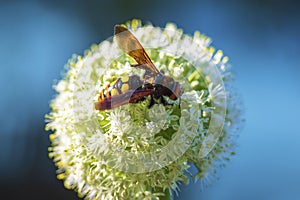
[160,188,172,200]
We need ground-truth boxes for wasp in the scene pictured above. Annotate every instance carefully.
[95,25,182,110]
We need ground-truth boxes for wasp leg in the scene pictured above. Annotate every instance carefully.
[148,95,155,108]
[160,96,174,107]
[160,95,166,105]
[130,64,141,68]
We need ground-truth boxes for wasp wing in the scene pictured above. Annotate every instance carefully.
[95,89,153,110]
[114,25,160,75]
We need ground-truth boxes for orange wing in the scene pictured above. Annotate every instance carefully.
[114,25,160,75]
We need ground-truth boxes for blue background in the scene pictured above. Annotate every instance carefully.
[1,0,299,199]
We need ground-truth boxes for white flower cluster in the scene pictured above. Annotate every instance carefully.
[45,19,243,200]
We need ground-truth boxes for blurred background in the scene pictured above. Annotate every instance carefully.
[1,0,299,199]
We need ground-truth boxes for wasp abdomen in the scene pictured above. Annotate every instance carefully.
[98,75,142,101]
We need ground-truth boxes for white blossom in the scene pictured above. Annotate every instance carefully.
[45,19,243,200]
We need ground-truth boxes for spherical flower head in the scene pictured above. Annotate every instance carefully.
[45,19,244,200]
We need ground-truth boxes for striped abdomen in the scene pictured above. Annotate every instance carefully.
[98,75,142,101]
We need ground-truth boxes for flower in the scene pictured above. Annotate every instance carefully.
[45,19,244,200]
